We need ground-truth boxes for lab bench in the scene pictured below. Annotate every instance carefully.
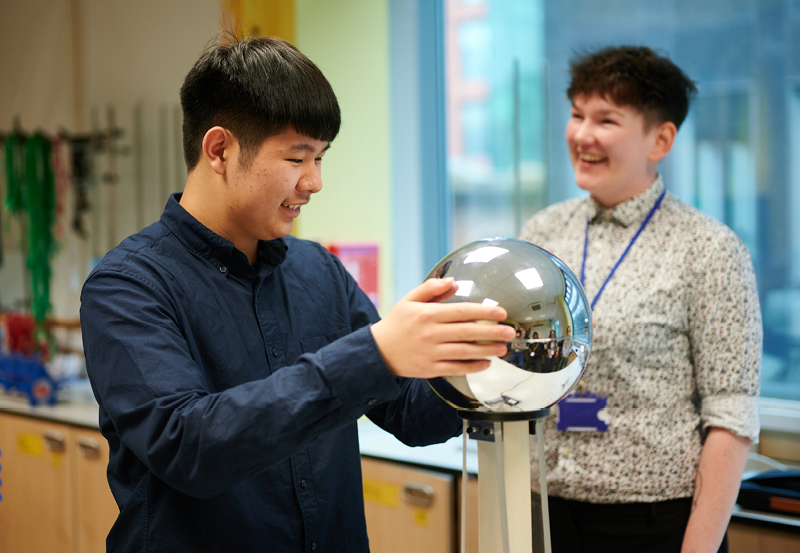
[0,396,797,553]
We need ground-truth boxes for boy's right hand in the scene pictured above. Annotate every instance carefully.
[370,278,514,379]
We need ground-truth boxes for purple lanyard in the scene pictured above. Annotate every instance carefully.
[580,189,666,311]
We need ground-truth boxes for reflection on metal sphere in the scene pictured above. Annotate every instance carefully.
[427,238,593,413]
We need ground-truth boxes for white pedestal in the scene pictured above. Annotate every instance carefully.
[476,420,533,553]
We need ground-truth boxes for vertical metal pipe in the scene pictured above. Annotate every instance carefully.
[173,105,184,191]
[494,422,511,553]
[537,419,552,553]
[461,419,468,553]
[70,0,85,133]
[133,102,144,231]
[159,105,168,204]
[513,58,522,236]
[105,105,117,252]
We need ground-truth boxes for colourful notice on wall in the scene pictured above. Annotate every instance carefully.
[328,243,379,310]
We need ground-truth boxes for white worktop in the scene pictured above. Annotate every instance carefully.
[0,393,100,429]
[357,417,479,475]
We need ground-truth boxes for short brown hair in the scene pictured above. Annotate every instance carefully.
[567,46,697,129]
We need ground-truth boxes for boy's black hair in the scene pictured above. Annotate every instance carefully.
[180,35,341,170]
[567,46,697,129]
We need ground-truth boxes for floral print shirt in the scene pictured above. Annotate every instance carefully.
[520,176,762,503]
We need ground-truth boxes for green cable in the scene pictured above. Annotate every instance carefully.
[24,133,57,329]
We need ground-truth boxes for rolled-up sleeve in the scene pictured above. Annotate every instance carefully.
[688,227,762,442]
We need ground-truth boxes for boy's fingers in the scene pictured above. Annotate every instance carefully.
[436,322,515,344]
[404,278,456,303]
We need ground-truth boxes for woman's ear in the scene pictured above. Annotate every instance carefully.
[202,126,236,176]
[648,121,678,163]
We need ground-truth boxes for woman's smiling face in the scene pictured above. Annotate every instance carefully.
[565,94,664,208]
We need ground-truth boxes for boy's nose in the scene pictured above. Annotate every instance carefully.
[299,168,322,194]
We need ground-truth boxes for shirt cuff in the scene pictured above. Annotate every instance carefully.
[701,394,760,443]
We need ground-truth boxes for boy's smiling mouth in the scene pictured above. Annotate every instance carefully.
[578,153,606,164]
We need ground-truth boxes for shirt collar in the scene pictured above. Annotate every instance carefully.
[160,193,288,272]
[587,175,665,228]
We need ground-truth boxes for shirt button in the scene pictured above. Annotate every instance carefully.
[219,266,227,273]
[367,398,377,406]
[311,543,317,551]
[560,447,570,457]
[272,348,278,357]
[593,241,602,250]
[301,479,308,488]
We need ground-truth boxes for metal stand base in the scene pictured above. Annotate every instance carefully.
[457,409,551,553]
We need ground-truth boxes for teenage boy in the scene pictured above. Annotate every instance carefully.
[520,46,761,553]
[80,36,514,553]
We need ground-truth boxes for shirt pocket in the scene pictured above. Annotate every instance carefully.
[299,327,352,354]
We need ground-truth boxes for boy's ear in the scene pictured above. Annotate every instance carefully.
[202,126,236,176]
[648,121,677,163]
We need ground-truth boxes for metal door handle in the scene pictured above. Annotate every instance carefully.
[43,430,66,453]
[78,436,100,460]
[403,482,434,508]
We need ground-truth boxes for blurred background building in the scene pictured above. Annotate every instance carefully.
[444,0,800,401]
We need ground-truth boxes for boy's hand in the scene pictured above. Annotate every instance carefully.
[371,278,515,378]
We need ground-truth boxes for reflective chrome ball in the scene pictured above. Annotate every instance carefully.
[427,238,592,413]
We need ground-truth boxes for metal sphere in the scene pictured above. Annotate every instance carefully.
[426,238,593,414]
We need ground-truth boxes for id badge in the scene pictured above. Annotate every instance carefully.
[557,392,608,432]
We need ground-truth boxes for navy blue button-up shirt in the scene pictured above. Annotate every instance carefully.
[80,195,461,552]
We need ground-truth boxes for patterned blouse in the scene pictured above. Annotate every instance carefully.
[520,176,762,503]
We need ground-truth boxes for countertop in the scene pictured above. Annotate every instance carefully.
[357,417,479,475]
[0,393,100,429]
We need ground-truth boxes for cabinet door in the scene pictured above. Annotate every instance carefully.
[0,414,74,553]
[362,457,454,553]
[74,428,118,553]
[728,521,800,553]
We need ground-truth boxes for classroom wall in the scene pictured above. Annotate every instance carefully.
[0,0,395,318]
[295,0,395,312]
[0,0,77,316]
[0,0,220,319]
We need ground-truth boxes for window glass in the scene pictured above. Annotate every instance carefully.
[445,0,800,401]
[445,0,547,246]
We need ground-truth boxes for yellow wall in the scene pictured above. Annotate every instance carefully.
[1,0,394,316]
[295,0,394,313]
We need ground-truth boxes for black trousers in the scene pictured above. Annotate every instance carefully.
[531,494,728,553]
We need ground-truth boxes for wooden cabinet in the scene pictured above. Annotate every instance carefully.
[0,413,117,553]
[362,456,456,553]
[0,414,75,553]
[74,427,118,553]
[729,521,800,553]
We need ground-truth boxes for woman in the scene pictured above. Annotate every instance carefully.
[521,46,761,553]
